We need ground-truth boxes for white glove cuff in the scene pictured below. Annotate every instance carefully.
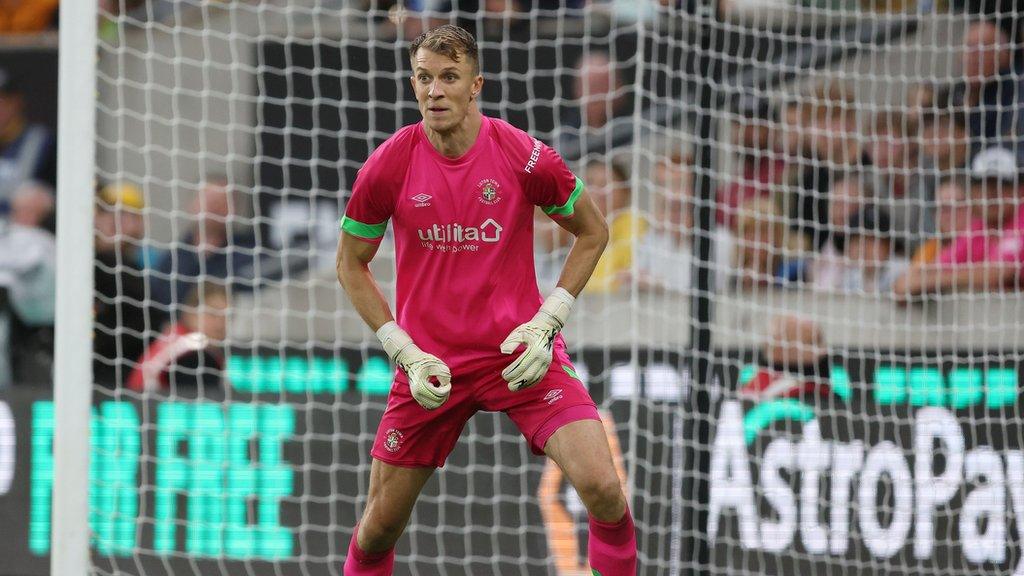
[539,287,575,329]
[376,321,413,362]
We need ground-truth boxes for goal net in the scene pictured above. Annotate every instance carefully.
[53,1,1024,575]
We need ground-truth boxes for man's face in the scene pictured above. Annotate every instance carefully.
[0,92,22,132]
[828,178,863,228]
[733,119,770,153]
[921,120,967,167]
[94,206,144,250]
[574,56,616,129]
[191,182,232,245]
[119,211,145,242]
[936,180,971,236]
[584,162,612,215]
[962,22,1010,84]
[410,48,482,134]
[847,235,890,270]
[188,293,229,343]
[868,129,911,170]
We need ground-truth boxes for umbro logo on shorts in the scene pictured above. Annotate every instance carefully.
[543,389,564,405]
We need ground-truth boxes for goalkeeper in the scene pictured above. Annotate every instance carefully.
[337,24,636,576]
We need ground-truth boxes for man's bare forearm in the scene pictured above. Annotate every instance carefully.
[553,193,609,297]
[557,230,607,297]
[337,234,395,332]
[895,262,1017,299]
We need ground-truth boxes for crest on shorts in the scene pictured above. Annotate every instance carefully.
[384,428,404,453]
[477,178,501,205]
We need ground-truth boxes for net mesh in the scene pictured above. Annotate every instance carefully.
[80,1,1024,575]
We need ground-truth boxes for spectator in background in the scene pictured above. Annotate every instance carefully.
[0,0,58,33]
[585,155,647,293]
[732,197,808,290]
[151,176,258,310]
[774,97,810,163]
[9,179,54,231]
[0,69,55,215]
[127,281,228,392]
[97,181,146,265]
[635,151,693,293]
[557,51,631,160]
[594,0,687,24]
[919,88,975,173]
[93,183,165,387]
[866,110,931,250]
[810,169,870,290]
[761,314,828,374]
[910,175,974,265]
[0,216,55,387]
[784,81,866,250]
[635,150,733,293]
[906,82,936,124]
[717,95,785,229]
[395,0,583,40]
[895,146,1024,300]
[838,206,907,294]
[954,19,1024,143]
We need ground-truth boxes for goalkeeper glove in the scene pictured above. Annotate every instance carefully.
[377,321,452,410]
[500,287,575,392]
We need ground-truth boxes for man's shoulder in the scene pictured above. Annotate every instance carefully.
[485,117,565,181]
[366,123,421,166]
[358,123,421,191]
[486,117,542,158]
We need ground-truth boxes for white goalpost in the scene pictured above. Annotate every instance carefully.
[51,0,97,575]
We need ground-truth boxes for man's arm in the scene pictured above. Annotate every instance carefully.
[498,192,607,392]
[336,232,394,331]
[893,261,1018,302]
[550,192,609,296]
[336,231,452,409]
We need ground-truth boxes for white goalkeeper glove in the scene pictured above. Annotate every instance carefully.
[500,287,575,392]
[377,321,452,410]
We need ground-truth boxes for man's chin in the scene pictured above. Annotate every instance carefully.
[424,118,457,134]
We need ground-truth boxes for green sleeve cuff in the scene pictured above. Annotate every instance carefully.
[340,215,387,239]
[542,176,584,218]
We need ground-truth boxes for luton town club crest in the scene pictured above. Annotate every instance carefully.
[384,428,403,453]
[477,178,501,205]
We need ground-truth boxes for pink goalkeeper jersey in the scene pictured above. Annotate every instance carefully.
[341,116,583,374]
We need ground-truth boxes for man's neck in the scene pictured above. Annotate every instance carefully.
[0,116,25,146]
[424,111,483,159]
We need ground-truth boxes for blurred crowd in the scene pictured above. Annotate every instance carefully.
[362,0,687,39]
[0,22,245,390]
[535,19,1024,307]
[3,5,1024,390]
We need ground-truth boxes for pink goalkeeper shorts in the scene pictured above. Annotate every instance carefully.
[370,360,600,468]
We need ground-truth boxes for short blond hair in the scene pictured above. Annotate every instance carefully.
[410,25,479,74]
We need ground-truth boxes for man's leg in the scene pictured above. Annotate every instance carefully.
[545,419,637,576]
[344,459,434,575]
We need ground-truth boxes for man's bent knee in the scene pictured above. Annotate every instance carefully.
[575,475,626,522]
[357,505,410,552]
[358,510,405,553]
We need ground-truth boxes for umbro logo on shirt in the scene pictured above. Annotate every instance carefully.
[411,193,432,207]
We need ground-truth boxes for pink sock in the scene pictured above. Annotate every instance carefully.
[343,526,395,576]
[588,508,637,576]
